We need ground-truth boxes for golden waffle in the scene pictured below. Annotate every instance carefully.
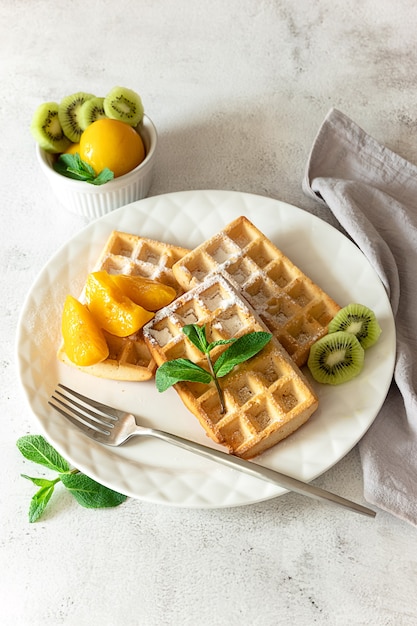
[57,231,190,381]
[172,216,341,367]
[143,274,318,459]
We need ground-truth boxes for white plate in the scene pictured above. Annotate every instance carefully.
[16,190,396,508]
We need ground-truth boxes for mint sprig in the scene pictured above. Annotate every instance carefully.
[155,324,272,414]
[53,153,114,185]
[17,435,127,522]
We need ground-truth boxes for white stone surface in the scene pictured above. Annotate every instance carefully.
[2,1,417,624]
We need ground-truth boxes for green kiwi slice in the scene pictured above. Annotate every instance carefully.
[79,97,107,131]
[328,303,381,349]
[104,86,144,126]
[58,91,95,142]
[307,331,365,385]
[30,102,71,153]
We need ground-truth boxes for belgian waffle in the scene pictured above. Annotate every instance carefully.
[57,231,190,381]
[143,274,318,459]
[172,216,341,367]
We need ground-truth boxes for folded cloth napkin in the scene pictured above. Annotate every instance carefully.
[303,108,417,526]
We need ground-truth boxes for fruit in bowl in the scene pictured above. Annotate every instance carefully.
[78,118,145,178]
[31,86,157,218]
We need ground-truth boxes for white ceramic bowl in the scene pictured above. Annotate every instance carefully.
[36,115,157,220]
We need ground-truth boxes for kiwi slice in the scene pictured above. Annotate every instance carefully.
[58,91,95,142]
[307,331,365,385]
[30,102,71,153]
[104,86,144,126]
[79,96,107,131]
[328,303,381,350]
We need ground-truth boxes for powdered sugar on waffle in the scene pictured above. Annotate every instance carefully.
[142,273,319,459]
[172,216,341,367]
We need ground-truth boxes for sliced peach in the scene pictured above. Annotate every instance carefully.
[85,271,154,337]
[110,274,176,311]
[62,295,109,366]
[63,142,80,155]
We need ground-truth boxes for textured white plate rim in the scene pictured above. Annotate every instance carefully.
[16,190,396,509]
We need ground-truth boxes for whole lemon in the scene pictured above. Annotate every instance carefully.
[79,118,145,178]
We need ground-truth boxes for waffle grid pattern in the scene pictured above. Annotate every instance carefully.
[57,231,189,381]
[172,216,341,366]
[143,275,318,459]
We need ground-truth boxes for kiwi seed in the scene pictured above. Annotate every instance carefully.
[58,91,95,142]
[307,331,365,385]
[104,86,144,127]
[79,97,107,131]
[328,303,381,350]
[30,102,71,153]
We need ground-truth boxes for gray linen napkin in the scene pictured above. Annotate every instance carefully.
[303,108,417,526]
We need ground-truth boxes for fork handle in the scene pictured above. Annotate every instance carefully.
[145,427,375,518]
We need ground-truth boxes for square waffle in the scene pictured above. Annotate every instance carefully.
[172,216,341,367]
[57,231,190,381]
[143,274,318,459]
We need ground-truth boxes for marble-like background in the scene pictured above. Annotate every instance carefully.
[2,1,417,624]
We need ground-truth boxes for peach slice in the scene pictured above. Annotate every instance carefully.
[110,274,176,311]
[62,295,109,366]
[85,271,154,337]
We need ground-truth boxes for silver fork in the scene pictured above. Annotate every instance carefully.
[49,384,376,518]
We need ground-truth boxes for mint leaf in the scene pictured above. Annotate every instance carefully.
[18,435,128,521]
[54,153,93,180]
[206,338,236,352]
[156,358,212,391]
[58,152,81,167]
[17,435,70,473]
[21,474,60,488]
[22,475,60,521]
[156,325,273,414]
[214,332,272,377]
[53,153,114,185]
[60,473,127,508]
[90,167,114,185]
[28,483,56,523]
[182,323,235,354]
[182,324,210,353]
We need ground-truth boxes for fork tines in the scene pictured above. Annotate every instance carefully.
[49,384,117,436]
